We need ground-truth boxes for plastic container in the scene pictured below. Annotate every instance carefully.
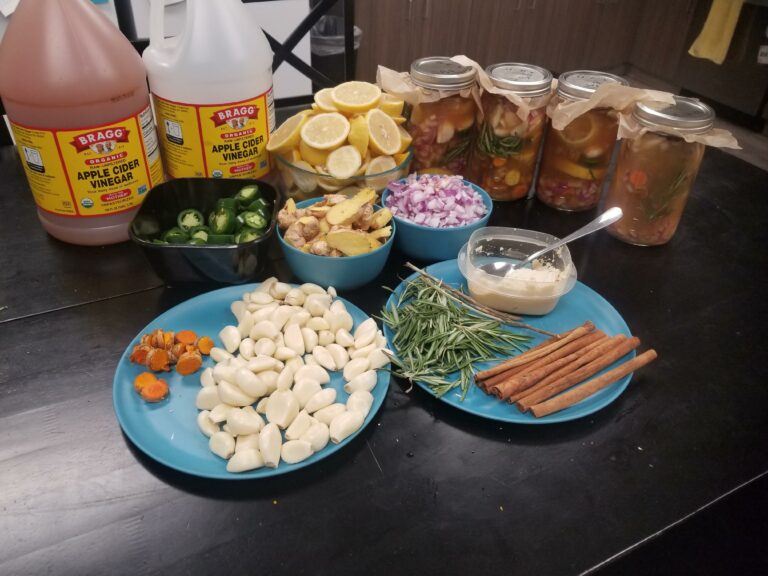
[457,227,577,315]
[537,70,628,212]
[381,179,493,263]
[277,197,395,291]
[467,63,552,201]
[143,0,275,180]
[129,178,278,284]
[406,57,478,175]
[0,0,164,245]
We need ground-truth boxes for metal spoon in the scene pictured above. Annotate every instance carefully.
[508,207,623,271]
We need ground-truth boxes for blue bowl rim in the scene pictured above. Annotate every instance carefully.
[277,197,396,261]
[381,177,493,233]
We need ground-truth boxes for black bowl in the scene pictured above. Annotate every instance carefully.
[129,178,279,284]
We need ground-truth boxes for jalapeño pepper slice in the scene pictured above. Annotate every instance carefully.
[177,209,205,231]
[216,197,238,211]
[240,210,268,230]
[189,225,210,243]
[235,226,263,244]
[235,184,261,208]
[161,227,190,243]
[186,238,207,245]
[209,206,237,234]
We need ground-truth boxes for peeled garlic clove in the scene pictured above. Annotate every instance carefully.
[219,325,241,354]
[375,332,387,348]
[346,390,375,418]
[300,282,326,295]
[259,423,282,468]
[200,367,215,388]
[304,293,332,317]
[293,378,322,408]
[209,347,233,363]
[337,311,354,332]
[269,281,291,300]
[196,386,220,410]
[306,317,330,332]
[269,305,294,331]
[353,318,377,348]
[343,357,370,382]
[253,302,279,323]
[238,338,255,360]
[368,348,391,370]
[295,364,330,385]
[317,329,335,346]
[344,370,377,394]
[273,332,285,349]
[281,440,314,464]
[312,346,336,371]
[285,309,311,327]
[257,277,278,294]
[335,328,355,348]
[274,346,298,361]
[213,362,237,384]
[304,388,337,414]
[209,431,236,459]
[218,380,256,407]
[247,355,279,373]
[329,299,347,314]
[313,403,346,425]
[197,410,219,437]
[255,397,269,414]
[231,300,247,322]
[304,355,318,367]
[250,320,279,341]
[209,403,235,423]
[226,448,264,472]
[327,286,337,298]
[325,311,345,334]
[329,410,364,444]
[226,406,265,435]
[266,390,300,429]
[285,409,313,441]
[301,327,319,352]
[259,370,279,395]
[237,313,254,339]
[284,287,306,306]
[326,343,349,370]
[236,433,260,453]
[285,356,304,373]
[276,365,294,391]
[350,342,375,359]
[300,421,330,452]
[283,323,305,356]
[235,368,266,398]
[250,292,274,306]
[253,337,277,357]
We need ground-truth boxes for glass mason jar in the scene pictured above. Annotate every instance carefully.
[605,97,712,246]
[407,57,477,175]
[466,63,552,201]
[536,70,628,212]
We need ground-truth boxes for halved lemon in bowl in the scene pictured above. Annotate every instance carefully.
[331,81,382,114]
[266,111,308,153]
[366,108,401,156]
[326,145,363,180]
[300,112,351,150]
[314,88,339,112]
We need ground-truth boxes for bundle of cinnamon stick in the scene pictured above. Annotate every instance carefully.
[474,321,657,418]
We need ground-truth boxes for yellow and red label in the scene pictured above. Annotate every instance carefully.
[10,106,163,217]
[152,89,275,180]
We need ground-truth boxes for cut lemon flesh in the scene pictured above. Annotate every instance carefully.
[365,155,398,190]
[331,81,382,114]
[378,93,405,116]
[551,157,606,181]
[314,88,338,112]
[348,115,370,158]
[397,125,413,153]
[326,145,363,179]
[366,108,401,156]
[557,114,596,146]
[266,111,308,153]
[299,139,330,167]
[300,112,350,150]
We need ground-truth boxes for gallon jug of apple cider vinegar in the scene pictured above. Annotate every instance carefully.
[143,0,275,180]
[0,0,164,246]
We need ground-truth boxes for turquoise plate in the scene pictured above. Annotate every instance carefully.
[113,284,389,479]
[382,260,634,424]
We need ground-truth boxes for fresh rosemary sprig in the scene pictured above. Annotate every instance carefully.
[643,169,688,222]
[476,121,524,158]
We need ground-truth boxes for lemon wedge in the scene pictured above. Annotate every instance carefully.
[348,115,370,158]
[266,111,308,153]
[326,145,363,179]
[378,93,405,116]
[299,139,330,167]
[331,81,382,114]
[397,125,413,153]
[314,88,339,112]
[366,108,401,156]
[300,112,350,150]
[365,155,398,190]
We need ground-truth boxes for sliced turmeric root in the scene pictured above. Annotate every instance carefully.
[175,330,198,345]
[197,336,215,355]
[146,348,171,372]
[130,344,151,365]
[133,371,158,393]
[140,379,169,402]
[176,350,203,376]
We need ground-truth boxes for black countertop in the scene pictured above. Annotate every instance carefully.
[1,144,766,576]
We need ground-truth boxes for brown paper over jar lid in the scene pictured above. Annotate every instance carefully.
[410,57,476,91]
[377,57,477,106]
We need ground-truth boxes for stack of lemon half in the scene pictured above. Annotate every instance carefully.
[267,81,412,193]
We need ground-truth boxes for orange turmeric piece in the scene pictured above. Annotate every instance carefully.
[130,344,152,365]
[146,347,171,372]
[197,336,215,355]
[175,330,198,345]
[140,378,170,402]
[133,371,158,393]
[176,350,203,376]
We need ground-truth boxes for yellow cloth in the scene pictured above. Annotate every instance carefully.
[688,0,744,65]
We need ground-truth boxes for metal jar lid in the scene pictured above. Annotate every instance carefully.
[486,63,553,97]
[557,70,628,101]
[410,57,476,91]
[633,96,714,134]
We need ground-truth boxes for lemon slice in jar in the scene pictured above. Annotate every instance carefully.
[314,88,339,112]
[378,93,405,116]
[348,115,370,158]
[301,112,351,150]
[366,109,402,156]
[266,111,308,153]
[365,155,398,190]
[331,81,382,114]
[557,114,596,146]
[326,145,363,180]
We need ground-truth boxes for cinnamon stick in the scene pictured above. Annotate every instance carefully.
[477,362,532,392]
[490,331,607,399]
[516,335,639,412]
[475,331,567,386]
[474,321,594,381]
[530,349,658,418]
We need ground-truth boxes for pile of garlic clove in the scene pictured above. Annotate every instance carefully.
[195,278,391,473]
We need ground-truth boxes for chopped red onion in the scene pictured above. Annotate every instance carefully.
[385,174,487,228]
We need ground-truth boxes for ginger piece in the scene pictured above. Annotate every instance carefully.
[277,198,309,230]
[368,237,381,251]
[324,193,348,205]
[309,239,332,256]
[369,225,392,241]
[325,188,377,226]
[329,249,344,257]
[284,216,320,248]
[355,203,374,231]
[326,229,373,256]
[370,207,393,230]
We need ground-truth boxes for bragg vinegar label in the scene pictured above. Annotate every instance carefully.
[153,89,275,179]
[10,105,163,217]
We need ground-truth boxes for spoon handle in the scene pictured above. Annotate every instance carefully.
[513,207,623,269]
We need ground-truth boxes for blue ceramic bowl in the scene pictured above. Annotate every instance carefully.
[277,197,395,291]
[381,178,493,263]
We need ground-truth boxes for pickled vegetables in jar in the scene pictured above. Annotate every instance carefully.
[605,97,712,246]
[407,57,477,174]
[467,63,552,201]
[536,71,628,212]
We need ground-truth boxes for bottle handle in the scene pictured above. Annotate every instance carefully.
[149,0,167,50]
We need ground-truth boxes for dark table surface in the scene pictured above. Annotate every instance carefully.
[1,143,766,576]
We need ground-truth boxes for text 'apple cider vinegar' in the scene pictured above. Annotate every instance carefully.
[143,0,275,180]
[0,0,163,245]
